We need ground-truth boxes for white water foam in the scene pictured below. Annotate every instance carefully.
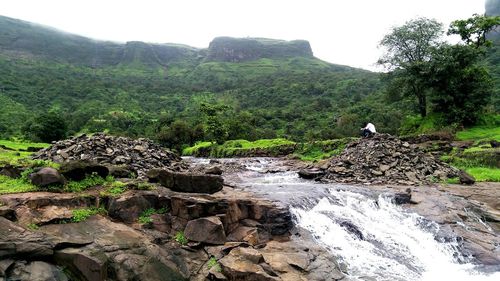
[291,189,500,281]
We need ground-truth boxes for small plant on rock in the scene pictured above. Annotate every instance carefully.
[71,207,106,223]
[174,231,188,245]
[207,256,222,272]
[27,223,39,230]
[138,208,156,224]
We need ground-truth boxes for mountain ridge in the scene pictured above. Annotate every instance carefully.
[0,15,335,69]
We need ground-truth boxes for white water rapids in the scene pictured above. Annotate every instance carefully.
[186,157,500,281]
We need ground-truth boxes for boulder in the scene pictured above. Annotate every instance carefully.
[184,216,227,245]
[59,160,109,181]
[0,165,22,179]
[205,166,223,175]
[219,247,278,281]
[393,189,412,205]
[6,261,69,281]
[156,170,223,194]
[107,165,134,178]
[297,169,325,179]
[459,170,475,185]
[54,247,108,281]
[29,167,65,187]
[107,191,159,223]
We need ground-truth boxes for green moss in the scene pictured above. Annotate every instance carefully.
[65,173,109,192]
[293,138,354,161]
[71,207,106,223]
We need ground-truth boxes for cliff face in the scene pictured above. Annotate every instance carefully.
[206,37,313,62]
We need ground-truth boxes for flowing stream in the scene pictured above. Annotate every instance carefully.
[186,157,500,281]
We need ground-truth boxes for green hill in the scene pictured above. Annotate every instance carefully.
[0,15,392,143]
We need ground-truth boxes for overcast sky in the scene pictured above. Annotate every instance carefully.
[1,0,486,71]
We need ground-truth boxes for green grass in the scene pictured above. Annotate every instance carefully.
[182,141,214,156]
[65,174,113,192]
[463,167,500,182]
[0,168,38,194]
[174,231,188,245]
[71,207,106,222]
[456,126,500,142]
[293,138,354,161]
[182,138,296,157]
[0,175,37,194]
[0,139,49,151]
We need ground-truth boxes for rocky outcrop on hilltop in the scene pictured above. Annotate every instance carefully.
[206,37,313,62]
[315,134,461,185]
[32,133,184,178]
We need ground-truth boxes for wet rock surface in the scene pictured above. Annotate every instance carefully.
[0,184,322,281]
[318,134,461,185]
[32,133,185,178]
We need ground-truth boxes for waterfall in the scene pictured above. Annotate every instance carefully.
[291,188,500,281]
[185,157,500,280]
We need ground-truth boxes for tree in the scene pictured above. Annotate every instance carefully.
[425,15,500,125]
[23,112,68,142]
[199,103,229,144]
[448,14,500,48]
[379,18,444,117]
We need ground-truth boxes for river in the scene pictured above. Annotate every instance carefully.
[186,157,500,281]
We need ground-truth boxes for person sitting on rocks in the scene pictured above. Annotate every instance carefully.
[361,122,376,138]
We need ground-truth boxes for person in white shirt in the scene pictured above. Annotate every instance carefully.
[361,122,376,137]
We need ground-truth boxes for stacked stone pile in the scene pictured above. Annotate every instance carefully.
[320,134,460,185]
[32,133,184,177]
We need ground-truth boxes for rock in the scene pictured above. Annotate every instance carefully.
[0,165,22,178]
[107,191,159,223]
[32,133,182,178]
[54,247,108,281]
[393,192,412,205]
[320,134,459,185]
[7,261,69,281]
[29,167,65,187]
[297,169,325,179]
[107,165,134,178]
[157,170,223,194]
[0,206,15,220]
[219,248,278,281]
[205,166,223,175]
[184,216,227,245]
[491,140,499,148]
[59,160,109,181]
[0,217,54,259]
[338,220,364,240]
[459,170,475,185]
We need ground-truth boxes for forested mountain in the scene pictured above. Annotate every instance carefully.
[0,15,396,143]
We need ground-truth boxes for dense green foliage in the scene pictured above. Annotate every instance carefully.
[0,14,498,149]
[380,15,499,129]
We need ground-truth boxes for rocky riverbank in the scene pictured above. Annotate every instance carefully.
[0,185,343,281]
